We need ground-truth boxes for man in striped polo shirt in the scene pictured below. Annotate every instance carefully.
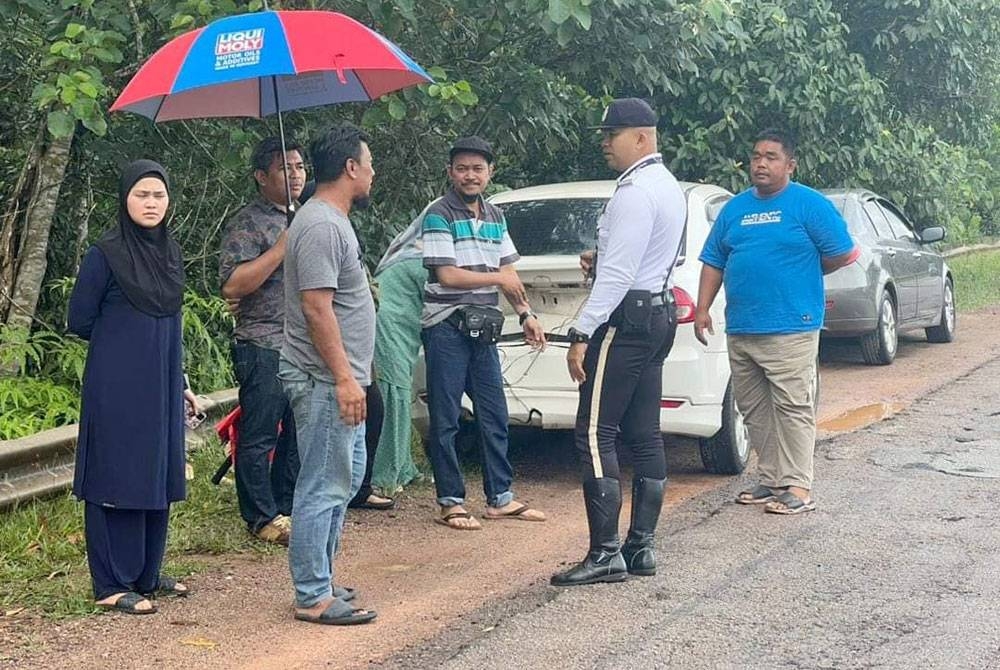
[420,136,548,530]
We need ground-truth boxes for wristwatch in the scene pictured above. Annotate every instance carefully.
[566,327,590,344]
[518,310,537,325]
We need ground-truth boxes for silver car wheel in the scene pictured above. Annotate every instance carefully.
[943,282,955,333]
[734,407,749,463]
[881,298,897,357]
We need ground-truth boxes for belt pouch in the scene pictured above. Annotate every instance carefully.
[609,290,653,334]
[454,305,505,344]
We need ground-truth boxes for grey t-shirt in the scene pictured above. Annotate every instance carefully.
[281,199,375,385]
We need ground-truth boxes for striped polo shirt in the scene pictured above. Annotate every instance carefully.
[421,188,520,327]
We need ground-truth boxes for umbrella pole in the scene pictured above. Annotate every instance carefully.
[271,76,295,226]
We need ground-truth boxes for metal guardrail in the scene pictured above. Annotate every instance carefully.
[0,387,239,510]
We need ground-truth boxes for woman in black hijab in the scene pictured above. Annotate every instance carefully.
[68,160,196,614]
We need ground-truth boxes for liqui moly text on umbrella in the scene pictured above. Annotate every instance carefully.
[215,29,264,71]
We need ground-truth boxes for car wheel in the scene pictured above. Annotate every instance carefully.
[860,291,897,365]
[698,381,749,475]
[925,278,956,343]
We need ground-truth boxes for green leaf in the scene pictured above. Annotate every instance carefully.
[65,23,86,39]
[387,97,406,120]
[81,114,107,137]
[548,0,572,25]
[47,110,75,138]
[571,4,591,30]
[171,14,195,30]
[77,82,98,98]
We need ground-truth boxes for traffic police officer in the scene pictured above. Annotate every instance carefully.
[552,98,687,587]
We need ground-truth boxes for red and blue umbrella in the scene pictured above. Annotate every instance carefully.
[111,9,432,121]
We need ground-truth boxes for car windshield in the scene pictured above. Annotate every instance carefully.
[497,198,606,256]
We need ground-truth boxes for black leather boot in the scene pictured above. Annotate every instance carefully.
[621,476,667,576]
[550,477,627,586]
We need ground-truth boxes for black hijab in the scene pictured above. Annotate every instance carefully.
[95,159,184,317]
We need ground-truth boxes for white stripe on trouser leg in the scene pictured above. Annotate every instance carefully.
[587,326,617,479]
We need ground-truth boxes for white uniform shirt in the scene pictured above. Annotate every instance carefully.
[575,153,687,336]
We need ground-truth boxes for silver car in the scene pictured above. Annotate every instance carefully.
[821,189,955,364]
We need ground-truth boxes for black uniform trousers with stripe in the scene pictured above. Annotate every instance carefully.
[574,306,677,481]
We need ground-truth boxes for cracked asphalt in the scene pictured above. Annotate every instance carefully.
[380,357,1000,670]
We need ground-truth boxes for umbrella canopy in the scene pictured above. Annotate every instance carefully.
[111,9,432,121]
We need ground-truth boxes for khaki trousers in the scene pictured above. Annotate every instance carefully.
[727,331,819,489]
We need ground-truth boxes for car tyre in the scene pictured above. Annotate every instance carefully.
[699,381,749,475]
[925,278,956,343]
[860,291,897,365]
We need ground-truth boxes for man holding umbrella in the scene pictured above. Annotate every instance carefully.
[219,137,305,545]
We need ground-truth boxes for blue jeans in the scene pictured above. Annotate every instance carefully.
[232,341,299,532]
[278,362,366,608]
[421,319,514,509]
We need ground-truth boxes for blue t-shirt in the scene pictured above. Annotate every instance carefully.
[699,182,854,335]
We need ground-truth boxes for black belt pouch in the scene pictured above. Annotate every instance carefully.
[609,289,653,335]
[452,306,505,344]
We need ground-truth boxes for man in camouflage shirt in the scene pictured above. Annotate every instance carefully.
[219,137,306,544]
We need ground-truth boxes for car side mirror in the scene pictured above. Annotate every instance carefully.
[919,226,945,244]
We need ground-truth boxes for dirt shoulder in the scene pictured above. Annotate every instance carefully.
[2,307,998,670]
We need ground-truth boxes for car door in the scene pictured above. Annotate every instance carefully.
[867,200,919,323]
[881,202,944,323]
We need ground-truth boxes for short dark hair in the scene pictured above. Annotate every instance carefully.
[753,128,797,159]
[310,124,371,184]
[251,136,303,174]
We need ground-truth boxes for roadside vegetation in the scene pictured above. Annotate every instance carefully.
[949,249,1000,312]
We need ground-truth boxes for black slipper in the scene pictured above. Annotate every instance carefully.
[765,491,816,515]
[736,485,783,505]
[142,575,190,598]
[97,591,157,615]
[294,599,376,625]
[333,585,357,601]
[349,495,395,510]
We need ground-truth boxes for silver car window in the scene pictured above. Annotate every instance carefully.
[878,202,917,242]
[862,201,894,240]
[833,196,877,243]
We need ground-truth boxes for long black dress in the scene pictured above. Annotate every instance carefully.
[69,245,186,509]
[68,160,186,601]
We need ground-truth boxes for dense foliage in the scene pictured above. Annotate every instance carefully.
[1,0,999,435]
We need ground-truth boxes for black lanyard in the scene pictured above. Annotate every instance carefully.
[617,154,663,184]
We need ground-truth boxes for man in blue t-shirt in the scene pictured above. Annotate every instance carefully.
[695,128,858,515]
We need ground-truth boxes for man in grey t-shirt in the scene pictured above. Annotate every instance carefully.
[278,124,376,626]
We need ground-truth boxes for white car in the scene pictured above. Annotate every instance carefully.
[412,180,750,474]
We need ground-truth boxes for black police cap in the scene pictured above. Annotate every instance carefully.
[591,98,659,129]
[449,136,494,163]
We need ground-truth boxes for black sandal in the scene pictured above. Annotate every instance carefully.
[294,599,376,626]
[764,491,816,515]
[97,591,157,615]
[143,575,190,598]
[736,485,783,505]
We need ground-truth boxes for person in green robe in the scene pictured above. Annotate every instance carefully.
[370,202,440,493]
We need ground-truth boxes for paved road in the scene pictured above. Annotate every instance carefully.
[381,358,1000,670]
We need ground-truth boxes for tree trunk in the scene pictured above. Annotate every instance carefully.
[71,172,94,277]
[3,130,74,336]
[0,128,43,323]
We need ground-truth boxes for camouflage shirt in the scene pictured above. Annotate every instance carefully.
[218,197,289,350]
